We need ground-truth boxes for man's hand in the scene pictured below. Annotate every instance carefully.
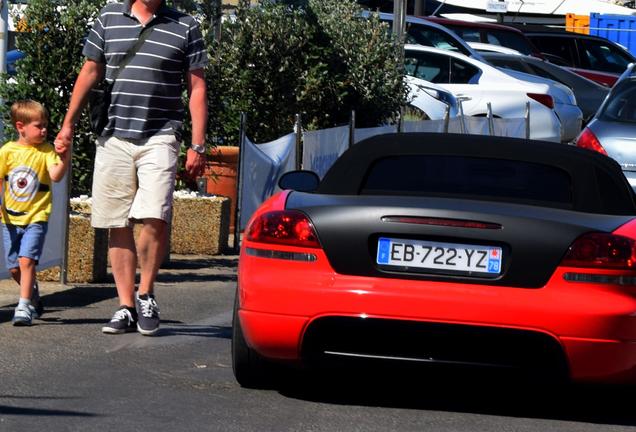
[54,59,104,154]
[54,125,74,155]
[185,148,206,178]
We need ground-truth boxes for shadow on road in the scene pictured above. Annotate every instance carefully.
[0,254,238,324]
[160,256,238,270]
[0,286,118,324]
[0,404,98,417]
[160,324,232,339]
[156,255,238,283]
[271,364,636,427]
[155,272,237,283]
[157,255,238,283]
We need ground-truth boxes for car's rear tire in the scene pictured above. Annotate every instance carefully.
[232,295,270,388]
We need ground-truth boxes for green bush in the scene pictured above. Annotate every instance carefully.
[207,0,409,145]
[0,0,203,195]
[0,0,408,193]
[0,0,103,196]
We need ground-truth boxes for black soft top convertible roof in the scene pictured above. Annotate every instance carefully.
[317,133,636,215]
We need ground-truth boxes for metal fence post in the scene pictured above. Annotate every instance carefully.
[234,112,247,252]
[487,102,495,136]
[443,104,450,133]
[60,149,73,285]
[459,100,466,134]
[211,0,222,43]
[525,101,530,139]
[295,113,302,170]
[393,0,406,41]
[349,110,355,148]
[0,0,8,76]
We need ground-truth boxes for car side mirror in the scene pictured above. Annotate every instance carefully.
[278,170,320,192]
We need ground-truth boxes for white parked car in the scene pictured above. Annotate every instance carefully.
[404,44,562,142]
[467,42,522,55]
[406,75,459,120]
[499,68,583,142]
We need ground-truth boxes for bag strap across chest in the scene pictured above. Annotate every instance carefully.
[109,27,154,84]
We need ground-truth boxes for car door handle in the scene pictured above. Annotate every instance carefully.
[456,95,472,101]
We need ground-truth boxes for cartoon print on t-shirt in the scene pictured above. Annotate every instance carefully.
[8,165,39,204]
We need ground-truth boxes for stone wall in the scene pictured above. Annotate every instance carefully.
[171,196,231,255]
[38,195,231,283]
[37,209,108,283]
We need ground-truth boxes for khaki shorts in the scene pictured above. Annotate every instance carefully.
[91,135,180,228]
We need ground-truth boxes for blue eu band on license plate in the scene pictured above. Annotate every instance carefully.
[377,237,502,275]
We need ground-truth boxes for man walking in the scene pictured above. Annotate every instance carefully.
[55,0,208,336]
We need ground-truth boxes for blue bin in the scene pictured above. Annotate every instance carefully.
[590,12,636,56]
[6,49,24,75]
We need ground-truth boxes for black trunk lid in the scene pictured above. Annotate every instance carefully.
[286,193,632,288]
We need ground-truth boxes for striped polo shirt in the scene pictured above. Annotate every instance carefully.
[82,0,208,140]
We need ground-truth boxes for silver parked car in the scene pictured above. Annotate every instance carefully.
[576,64,636,191]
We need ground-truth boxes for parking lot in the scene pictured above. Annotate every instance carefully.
[2,253,636,431]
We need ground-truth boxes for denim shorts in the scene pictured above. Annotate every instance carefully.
[2,222,48,269]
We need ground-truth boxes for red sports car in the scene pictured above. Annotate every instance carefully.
[233,132,636,388]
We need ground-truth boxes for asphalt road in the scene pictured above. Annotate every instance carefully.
[1,254,636,432]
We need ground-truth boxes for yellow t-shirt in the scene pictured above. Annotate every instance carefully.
[0,141,61,225]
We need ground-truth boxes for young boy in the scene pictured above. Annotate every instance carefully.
[0,100,69,326]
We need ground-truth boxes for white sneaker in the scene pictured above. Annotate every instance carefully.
[12,303,36,326]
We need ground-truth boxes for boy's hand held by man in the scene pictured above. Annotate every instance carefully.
[54,125,74,153]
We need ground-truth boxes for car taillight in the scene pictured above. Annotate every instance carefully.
[561,233,636,270]
[575,127,607,156]
[246,210,320,248]
[527,93,554,109]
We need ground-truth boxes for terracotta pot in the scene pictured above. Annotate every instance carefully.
[204,146,239,231]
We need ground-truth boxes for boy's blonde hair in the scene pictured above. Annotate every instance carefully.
[10,100,48,128]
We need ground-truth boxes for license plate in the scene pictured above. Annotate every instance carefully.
[376,237,502,275]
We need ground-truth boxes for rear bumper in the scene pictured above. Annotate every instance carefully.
[560,337,636,383]
[529,106,561,143]
[238,244,636,383]
[554,103,583,143]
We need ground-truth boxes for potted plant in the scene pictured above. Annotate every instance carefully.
[202,145,240,232]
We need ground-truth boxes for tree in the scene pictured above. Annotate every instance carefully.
[0,0,409,193]
[0,0,205,195]
[207,0,408,145]
[0,0,103,195]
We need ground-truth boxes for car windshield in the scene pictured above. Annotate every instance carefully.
[484,29,534,55]
[525,62,566,83]
[361,155,572,207]
[486,57,529,74]
[580,39,633,73]
[405,23,471,56]
[599,80,636,122]
[447,25,534,55]
[489,57,570,87]
[529,36,577,67]
[449,27,481,42]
